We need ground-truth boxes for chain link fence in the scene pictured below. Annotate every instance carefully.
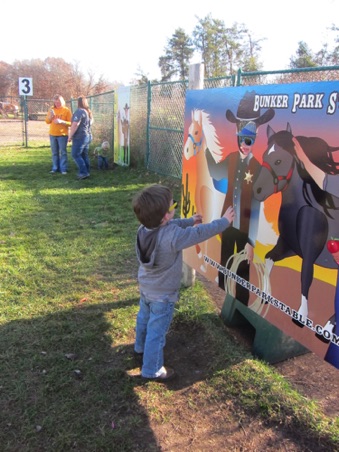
[237,66,339,86]
[146,81,187,177]
[0,94,115,149]
[129,84,148,167]
[1,66,339,177]
[70,91,115,151]
[128,66,339,180]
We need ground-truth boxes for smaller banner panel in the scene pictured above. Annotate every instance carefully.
[116,86,131,166]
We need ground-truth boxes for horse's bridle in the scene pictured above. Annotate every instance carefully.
[261,159,294,193]
[188,133,204,155]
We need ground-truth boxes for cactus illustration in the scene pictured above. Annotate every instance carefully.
[182,173,194,217]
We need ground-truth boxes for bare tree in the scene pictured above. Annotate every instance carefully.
[0,58,116,100]
[0,61,12,96]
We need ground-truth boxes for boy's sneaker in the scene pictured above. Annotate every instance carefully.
[49,170,57,174]
[61,172,67,175]
[142,366,176,382]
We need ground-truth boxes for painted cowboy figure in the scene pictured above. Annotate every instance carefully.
[123,103,130,118]
[206,90,275,304]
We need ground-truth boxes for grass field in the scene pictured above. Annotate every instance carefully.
[0,145,338,451]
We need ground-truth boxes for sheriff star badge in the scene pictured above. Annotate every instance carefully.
[244,170,253,184]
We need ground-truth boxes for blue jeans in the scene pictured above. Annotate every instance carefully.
[98,156,108,169]
[50,135,68,172]
[134,293,175,378]
[71,135,90,177]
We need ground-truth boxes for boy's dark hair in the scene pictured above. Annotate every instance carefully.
[132,184,172,228]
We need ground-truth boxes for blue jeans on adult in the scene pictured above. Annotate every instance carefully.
[50,135,68,173]
[71,135,90,177]
[134,293,175,378]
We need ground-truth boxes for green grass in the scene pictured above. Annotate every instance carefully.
[0,145,338,451]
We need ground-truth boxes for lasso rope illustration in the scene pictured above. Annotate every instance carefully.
[224,250,271,317]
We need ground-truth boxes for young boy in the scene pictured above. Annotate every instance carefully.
[132,184,235,382]
[93,141,110,169]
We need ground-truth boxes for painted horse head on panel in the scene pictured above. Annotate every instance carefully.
[184,109,225,273]
[253,123,339,336]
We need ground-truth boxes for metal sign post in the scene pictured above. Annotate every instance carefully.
[18,78,33,148]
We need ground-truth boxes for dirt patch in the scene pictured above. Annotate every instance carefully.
[137,321,331,451]
[137,276,338,452]
[198,274,339,417]
[131,275,338,451]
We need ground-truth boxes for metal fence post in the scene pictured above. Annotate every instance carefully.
[236,68,242,86]
[21,96,28,147]
[146,81,151,167]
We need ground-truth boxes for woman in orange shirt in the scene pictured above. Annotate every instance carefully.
[45,94,72,174]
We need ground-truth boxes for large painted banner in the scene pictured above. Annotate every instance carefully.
[182,82,339,369]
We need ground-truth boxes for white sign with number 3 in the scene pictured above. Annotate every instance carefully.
[19,78,33,96]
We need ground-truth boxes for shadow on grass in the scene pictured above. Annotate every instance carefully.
[0,299,160,451]
[0,291,252,451]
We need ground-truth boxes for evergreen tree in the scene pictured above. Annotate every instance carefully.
[193,15,263,78]
[328,25,339,65]
[193,15,224,78]
[158,28,194,81]
[241,32,264,72]
[289,41,317,68]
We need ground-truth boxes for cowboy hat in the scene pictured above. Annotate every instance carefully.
[226,90,275,135]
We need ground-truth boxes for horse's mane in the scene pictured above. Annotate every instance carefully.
[295,136,339,175]
[194,109,224,162]
[294,135,339,216]
[268,129,339,175]
[268,128,339,216]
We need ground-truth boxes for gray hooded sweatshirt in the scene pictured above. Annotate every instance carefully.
[135,216,230,302]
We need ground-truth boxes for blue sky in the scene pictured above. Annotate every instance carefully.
[3,0,337,85]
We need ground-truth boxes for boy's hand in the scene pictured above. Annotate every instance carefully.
[192,213,203,225]
[223,206,235,223]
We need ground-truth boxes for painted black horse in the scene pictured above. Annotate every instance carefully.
[253,123,339,331]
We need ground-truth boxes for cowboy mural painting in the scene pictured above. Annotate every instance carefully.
[181,82,339,369]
